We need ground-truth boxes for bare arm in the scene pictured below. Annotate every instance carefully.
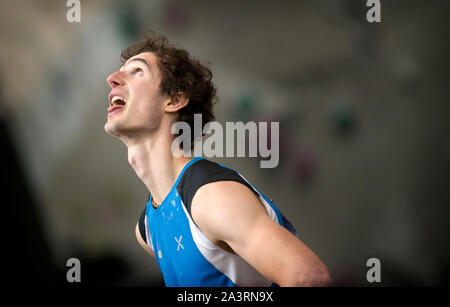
[191,181,332,287]
[135,223,155,258]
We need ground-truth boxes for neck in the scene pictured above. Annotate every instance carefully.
[122,128,192,206]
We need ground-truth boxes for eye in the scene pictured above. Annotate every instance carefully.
[134,67,144,75]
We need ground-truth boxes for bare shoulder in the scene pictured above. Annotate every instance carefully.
[190,181,268,242]
[192,181,264,217]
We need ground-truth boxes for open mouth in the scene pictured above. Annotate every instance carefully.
[107,95,127,115]
[110,95,126,107]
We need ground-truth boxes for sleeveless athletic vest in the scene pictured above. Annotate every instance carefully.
[138,157,297,286]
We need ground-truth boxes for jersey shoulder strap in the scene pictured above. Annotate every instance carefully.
[176,158,257,217]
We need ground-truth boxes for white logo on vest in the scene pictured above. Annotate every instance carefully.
[175,235,184,251]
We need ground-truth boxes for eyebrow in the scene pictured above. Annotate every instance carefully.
[121,58,151,70]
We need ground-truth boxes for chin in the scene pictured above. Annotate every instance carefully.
[104,122,120,137]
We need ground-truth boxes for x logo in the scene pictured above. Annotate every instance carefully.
[175,235,184,251]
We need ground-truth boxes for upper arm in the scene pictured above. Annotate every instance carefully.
[191,181,331,286]
[136,223,155,257]
[136,210,155,258]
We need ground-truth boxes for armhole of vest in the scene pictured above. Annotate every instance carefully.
[138,207,147,244]
[176,159,259,226]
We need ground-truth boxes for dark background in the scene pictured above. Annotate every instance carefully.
[1,0,449,286]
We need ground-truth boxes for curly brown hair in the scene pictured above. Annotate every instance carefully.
[120,31,217,148]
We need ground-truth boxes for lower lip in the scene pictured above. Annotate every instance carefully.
[107,107,124,117]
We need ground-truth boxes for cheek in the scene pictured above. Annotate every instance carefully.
[132,86,165,119]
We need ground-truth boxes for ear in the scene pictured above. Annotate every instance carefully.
[165,92,189,113]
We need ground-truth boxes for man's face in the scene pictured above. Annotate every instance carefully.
[104,52,168,138]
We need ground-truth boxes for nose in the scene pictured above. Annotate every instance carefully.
[107,70,126,88]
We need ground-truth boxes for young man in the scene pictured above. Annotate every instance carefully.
[104,33,332,287]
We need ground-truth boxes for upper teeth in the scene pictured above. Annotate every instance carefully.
[111,96,124,105]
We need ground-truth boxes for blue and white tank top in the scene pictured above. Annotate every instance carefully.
[138,157,297,287]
